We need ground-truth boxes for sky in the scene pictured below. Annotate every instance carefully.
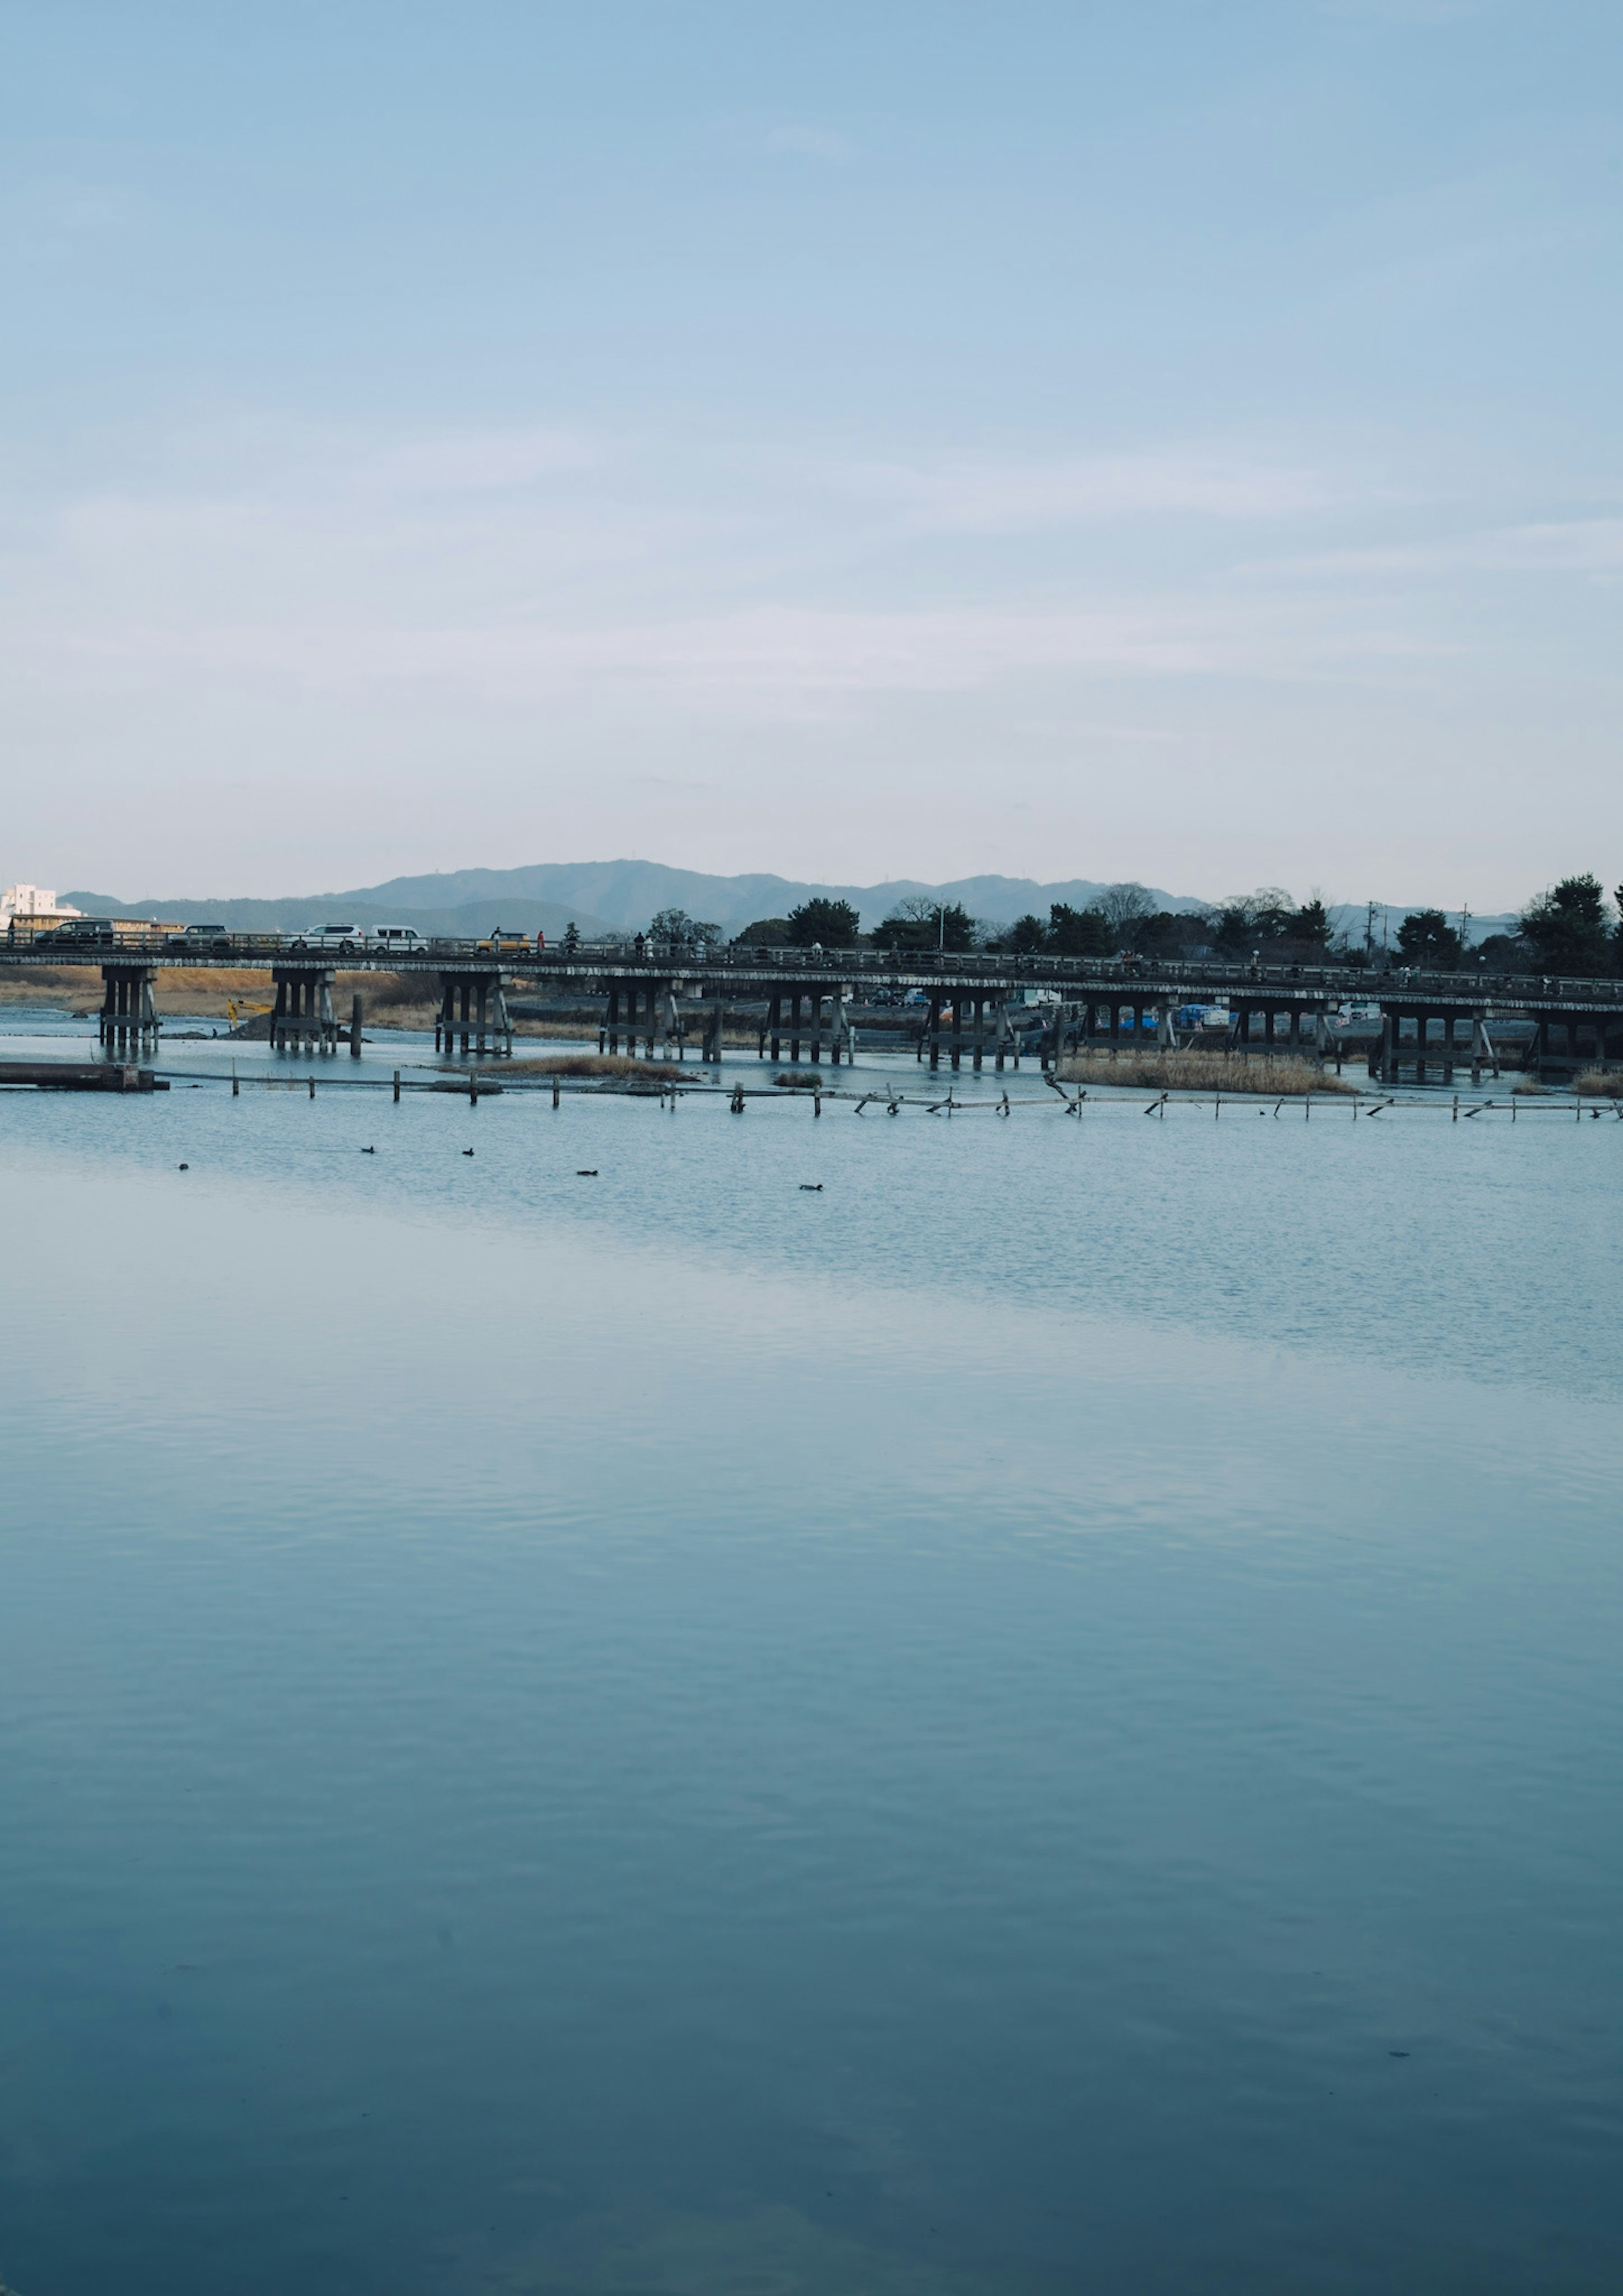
[0,0,1619,910]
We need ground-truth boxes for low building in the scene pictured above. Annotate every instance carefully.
[1,884,82,927]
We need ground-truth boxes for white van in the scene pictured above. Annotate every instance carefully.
[291,923,365,950]
[369,927,428,954]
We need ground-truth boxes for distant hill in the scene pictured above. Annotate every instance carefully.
[65,862,1208,939]
[62,890,620,941]
[63,862,1519,944]
[289,862,1213,930]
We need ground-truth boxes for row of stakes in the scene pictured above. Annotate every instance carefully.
[220,1065,1620,1120]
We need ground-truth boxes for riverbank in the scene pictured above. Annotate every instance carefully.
[1058,1049,1356,1095]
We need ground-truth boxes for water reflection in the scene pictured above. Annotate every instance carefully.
[0,1092,1618,2294]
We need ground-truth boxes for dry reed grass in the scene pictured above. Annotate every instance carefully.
[0,965,99,1006]
[1058,1049,1354,1096]
[1574,1067,1623,1097]
[773,1070,824,1090]
[501,1053,687,1082]
[1512,1078,1550,1096]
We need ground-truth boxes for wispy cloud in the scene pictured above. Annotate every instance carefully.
[1235,517,1623,583]
[762,124,857,166]
[362,428,603,494]
[0,174,149,261]
[848,449,1336,533]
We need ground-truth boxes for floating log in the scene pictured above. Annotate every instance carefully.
[0,1062,167,1092]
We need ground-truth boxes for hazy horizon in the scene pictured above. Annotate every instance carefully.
[3,3,1619,909]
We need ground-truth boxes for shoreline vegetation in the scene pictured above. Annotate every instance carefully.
[1059,1050,1355,1095]
[501,1053,687,1084]
[0,967,1614,1099]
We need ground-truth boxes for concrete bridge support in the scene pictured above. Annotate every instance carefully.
[98,965,160,1051]
[602,980,648,1056]
[702,997,725,1067]
[436,972,512,1058]
[1044,1001,1070,1072]
[827,990,854,1065]
[271,965,339,1054]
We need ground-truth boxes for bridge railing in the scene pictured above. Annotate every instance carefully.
[4,925,1621,1005]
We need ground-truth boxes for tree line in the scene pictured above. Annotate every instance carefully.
[601,876,1623,975]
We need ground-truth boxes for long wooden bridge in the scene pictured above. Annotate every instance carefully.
[4,930,1621,1082]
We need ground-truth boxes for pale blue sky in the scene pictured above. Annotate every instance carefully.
[1,1,1618,906]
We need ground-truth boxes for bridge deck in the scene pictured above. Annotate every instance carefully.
[4,934,1622,1017]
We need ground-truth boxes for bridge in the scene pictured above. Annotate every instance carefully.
[5,930,1622,1083]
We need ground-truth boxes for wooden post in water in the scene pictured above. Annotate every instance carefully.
[351,993,363,1056]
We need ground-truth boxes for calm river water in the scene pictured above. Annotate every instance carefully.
[0,1068,1620,2294]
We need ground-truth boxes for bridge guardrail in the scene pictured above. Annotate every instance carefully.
[3,926,1621,1006]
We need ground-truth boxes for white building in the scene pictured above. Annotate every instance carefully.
[1,885,82,924]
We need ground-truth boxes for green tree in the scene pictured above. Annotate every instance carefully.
[1006,911,1051,953]
[1290,898,1332,950]
[785,897,861,947]
[1475,931,1526,972]
[872,897,979,952]
[1520,875,1613,976]
[1046,902,1113,957]
[1098,883,1156,936]
[649,908,722,951]
[1394,909,1463,968]
[1211,890,1294,958]
[732,916,792,947]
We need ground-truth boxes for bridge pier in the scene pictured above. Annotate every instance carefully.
[98,964,160,1051]
[271,965,338,1054]
[828,989,852,1065]
[436,971,512,1058]
[703,996,725,1066]
[1046,1001,1068,1071]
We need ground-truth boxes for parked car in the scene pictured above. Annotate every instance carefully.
[38,917,116,945]
[290,924,365,950]
[165,923,232,951]
[480,928,530,952]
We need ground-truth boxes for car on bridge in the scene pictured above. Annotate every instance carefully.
[36,917,117,946]
[289,924,366,951]
[165,923,232,951]
[369,927,429,955]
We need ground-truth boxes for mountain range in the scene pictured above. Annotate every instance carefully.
[63,861,1209,941]
[61,860,1515,944]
